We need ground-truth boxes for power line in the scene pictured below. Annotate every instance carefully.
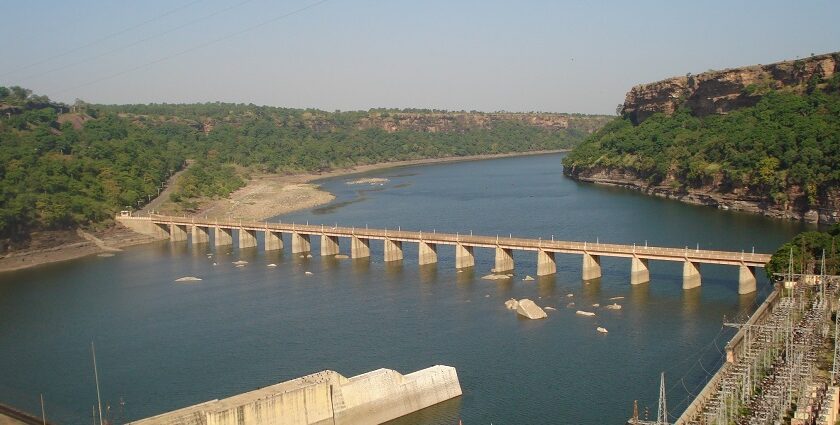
[14,0,257,83]
[1,0,205,78]
[53,0,333,97]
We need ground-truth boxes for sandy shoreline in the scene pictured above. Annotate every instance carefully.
[0,150,565,273]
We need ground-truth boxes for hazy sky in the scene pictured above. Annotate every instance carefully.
[2,0,839,114]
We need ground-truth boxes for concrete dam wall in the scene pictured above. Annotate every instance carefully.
[127,365,462,425]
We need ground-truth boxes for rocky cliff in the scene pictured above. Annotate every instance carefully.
[622,52,839,124]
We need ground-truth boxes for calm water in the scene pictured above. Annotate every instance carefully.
[0,153,809,424]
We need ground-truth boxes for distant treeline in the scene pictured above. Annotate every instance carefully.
[0,88,606,246]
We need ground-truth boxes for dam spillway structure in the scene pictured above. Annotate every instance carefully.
[127,365,462,425]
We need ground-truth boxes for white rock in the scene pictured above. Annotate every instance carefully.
[545,306,556,311]
[267,263,277,267]
[305,271,313,275]
[306,254,313,258]
[523,275,535,281]
[233,260,248,265]
[592,303,600,307]
[597,327,608,333]
[567,302,576,308]
[504,299,519,310]
[212,262,217,266]
[481,274,510,280]
[515,298,547,320]
[175,276,202,282]
[605,303,622,310]
[576,310,596,317]
[609,296,625,301]
[566,293,574,298]
[236,264,245,268]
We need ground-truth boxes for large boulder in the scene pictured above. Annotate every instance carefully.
[515,298,547,320]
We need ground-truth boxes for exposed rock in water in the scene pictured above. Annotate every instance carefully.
[523,275,535,281]
[597,327,608,334]
[609,296,625,301]
[335,254,349,259]
[481,274,510,281]
[592,303,600,307]
[232,260,248,265]
[566,302,576,308]
[98,253,115,257]
[515,299,547,320]
[267,263,277,267]
[566,293,574,298]
[544,306,556,311]
[504,299,519,310]
[175,276,202,282]
[305,271,313,275]
[346,177,389,185]
[576,310,596,317]
[604,303,622,310]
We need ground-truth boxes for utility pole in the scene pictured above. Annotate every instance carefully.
[657,372,668,425]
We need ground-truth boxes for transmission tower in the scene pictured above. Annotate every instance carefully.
[657,372,668,425]
[833,300,840,385]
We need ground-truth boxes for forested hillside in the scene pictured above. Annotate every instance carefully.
[564,56,840,224]
[0,87,611,249]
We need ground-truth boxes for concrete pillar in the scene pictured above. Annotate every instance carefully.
[493,247,514,273]
[683,261,701,289]
[537,250,556,276]
[384,239,403,262]
[170,224,188,242]
[630,256,650,285]
[292,232,311,254]
[582,253,601,281]
[152,222,171,238]
[418,241,438,265]
[214,227,232,246]
[738,265,757,295]
[191,225,209,244]
[455,243,474,269]
[321,234,339,256]
[238,228,257,249]
[265,231,283,251]
[351,236,370,259]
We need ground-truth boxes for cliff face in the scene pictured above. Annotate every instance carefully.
[623,53,839,124]
[354,112,609,134]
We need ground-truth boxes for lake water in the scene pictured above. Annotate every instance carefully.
[0,153,809,424]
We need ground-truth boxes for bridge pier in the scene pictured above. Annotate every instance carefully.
[537,250,556,276]
[582,253,601,281]
[191,225,210,244]
[214,227,232,246]
[418,241,437,265]
[683,261,701,289]
[292,232,311,254]
[238,228,257,249]
[738,265,757,294]
[351,236,370,259]
[384,239,403,262]
[169,223,188,242]
[321,234,339,256]
[493,247,514,273]
[630,256,650,285]
[265,230,283,251]
[455,244,474,269]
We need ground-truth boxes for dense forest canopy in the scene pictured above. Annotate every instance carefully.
[563,73,840,212]
[766,224,839,278]
[0,86,609,247]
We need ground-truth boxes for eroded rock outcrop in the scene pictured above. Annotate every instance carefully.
[622,53,839,124]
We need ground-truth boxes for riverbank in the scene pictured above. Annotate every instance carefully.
[569,170,838,225]
[162,149,568,222]
[0,150,565,273]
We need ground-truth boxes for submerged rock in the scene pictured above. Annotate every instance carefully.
[516,299,547,320]
[504,299,519,310]
[566,302,576,308]
[175,276,202,282]
[592,303,600,308]
[335,254,350,259]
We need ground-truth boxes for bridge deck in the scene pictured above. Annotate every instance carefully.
[145,215,770,267]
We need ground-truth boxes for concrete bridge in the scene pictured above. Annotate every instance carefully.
[118,215,772,294]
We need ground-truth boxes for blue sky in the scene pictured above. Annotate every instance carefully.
[2,0,838,114]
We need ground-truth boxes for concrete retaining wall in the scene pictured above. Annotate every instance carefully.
[127,366,461,425]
